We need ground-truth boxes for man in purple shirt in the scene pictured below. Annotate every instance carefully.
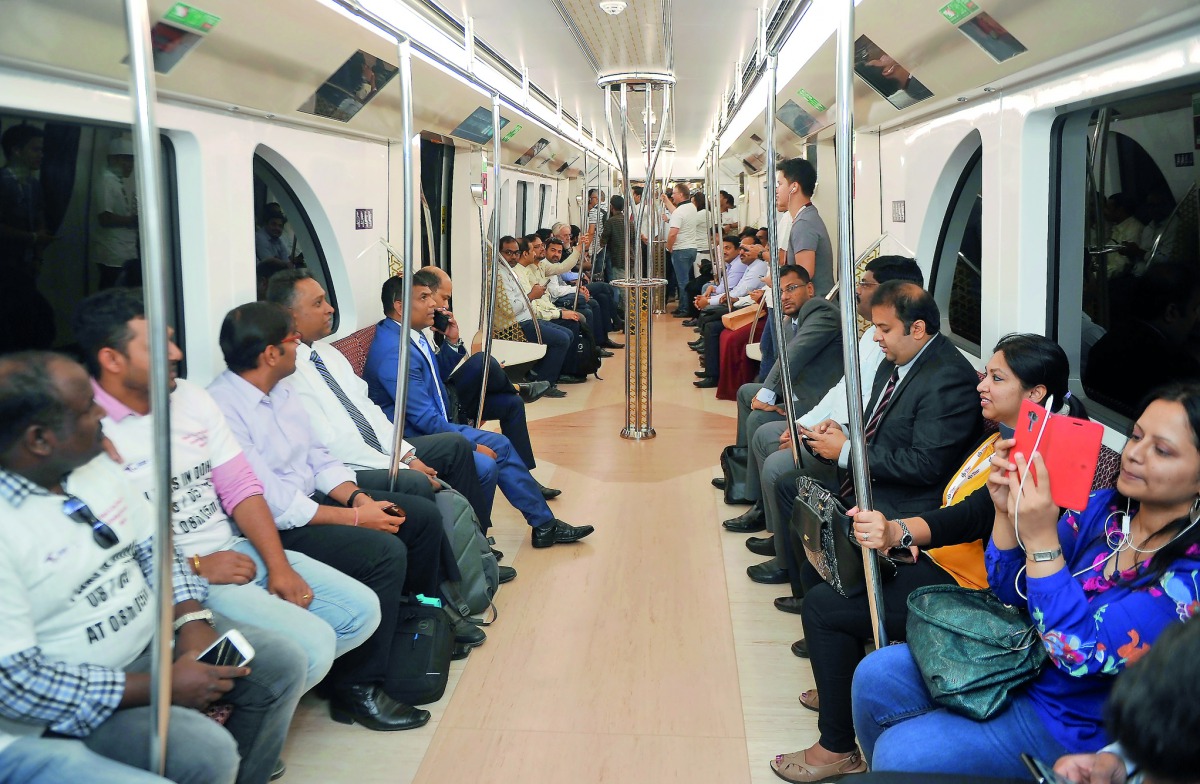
[207,302,473,731]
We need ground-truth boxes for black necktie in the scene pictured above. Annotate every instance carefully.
[840,369,900,500]
[310,349,386,453]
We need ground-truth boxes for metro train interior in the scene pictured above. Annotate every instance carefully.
[2,0,1200,783]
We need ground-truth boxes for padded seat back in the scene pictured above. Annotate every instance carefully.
[331,324,377,378]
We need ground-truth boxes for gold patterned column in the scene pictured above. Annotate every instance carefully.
[651,242,667,313]
[613,277,666,439]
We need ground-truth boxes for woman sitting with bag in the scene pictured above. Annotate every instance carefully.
[850,383,1200,778]
[769,334,1085,783]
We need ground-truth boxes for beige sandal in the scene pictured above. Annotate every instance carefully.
[770,749,866,783]
[798,689,819,712]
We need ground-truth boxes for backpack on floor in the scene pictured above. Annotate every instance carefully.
[435,483,499,620]
[571,320,602,377]
[387,601,454,706]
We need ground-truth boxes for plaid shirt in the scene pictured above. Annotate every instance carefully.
[0,466,208,737]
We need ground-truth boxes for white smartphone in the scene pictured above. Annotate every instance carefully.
[197,629,255,667]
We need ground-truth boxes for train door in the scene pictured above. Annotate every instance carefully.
[420,135,454,273]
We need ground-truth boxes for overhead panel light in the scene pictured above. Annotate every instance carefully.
[599,1,627,16]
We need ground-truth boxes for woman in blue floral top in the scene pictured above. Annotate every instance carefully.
[848,383,1200,778]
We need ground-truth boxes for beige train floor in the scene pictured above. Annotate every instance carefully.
[280,312,818,784]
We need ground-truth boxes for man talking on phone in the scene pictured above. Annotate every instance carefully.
[0,352,306,784]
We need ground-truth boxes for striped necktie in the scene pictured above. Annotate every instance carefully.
[840,369,900,501]
[309,349,385,453]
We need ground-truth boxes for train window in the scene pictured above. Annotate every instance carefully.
[251,152,338,331]
[538,183,550,229]
[1054,84,1200,426]
[931,145,983,353]
[515,180,528,235]
[0,115,183,360]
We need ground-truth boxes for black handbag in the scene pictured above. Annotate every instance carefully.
[789,475,895,597]
[386,602,454,706]
[906,585,1048,720]
[719,445,754,505]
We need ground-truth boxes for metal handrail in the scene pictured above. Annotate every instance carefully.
[475,93,503,425]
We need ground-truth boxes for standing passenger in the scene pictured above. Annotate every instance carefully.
[92,136,139,289]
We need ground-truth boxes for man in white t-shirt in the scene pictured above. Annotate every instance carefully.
[91,137,139,289]
[666,183,701,316]
[75,289,434,733]
[0,351,307,784]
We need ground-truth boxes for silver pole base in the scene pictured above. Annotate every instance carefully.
[612,277,667,441]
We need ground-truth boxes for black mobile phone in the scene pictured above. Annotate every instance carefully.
[1020,753,1069,784]
[432,310,450,333]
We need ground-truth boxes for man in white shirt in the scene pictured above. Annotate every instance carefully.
[665,183,701,316]
[74,288,383,699]
[719,190,739,235]
[0,351,307,784]
[92,137,138,289]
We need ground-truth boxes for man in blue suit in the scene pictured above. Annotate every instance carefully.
[365,271,595,549]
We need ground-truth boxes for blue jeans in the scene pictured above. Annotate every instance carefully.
[671,249,697,305]
[0,737,172,784]
[206,539,382,691]
[520,319,571,385]
[851,644,1067,778]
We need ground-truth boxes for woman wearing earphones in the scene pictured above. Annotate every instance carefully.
[769,334,1085,783]
[849,382,1200,778]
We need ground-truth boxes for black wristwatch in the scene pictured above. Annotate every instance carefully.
[347,489,372,507]
[893,519,913,548]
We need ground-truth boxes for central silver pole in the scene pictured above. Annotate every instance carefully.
[388,37,417,490]
[832,0,886,647]
[120,0,173,772]
[475,92,503,425]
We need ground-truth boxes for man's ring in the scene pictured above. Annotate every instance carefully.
[302,593,310,599]
[860,532,869,541]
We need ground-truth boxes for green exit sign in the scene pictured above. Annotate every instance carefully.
[501,124,522,142]
[796,88,827,113]
[165,2,220,33]
[938,0,979,25]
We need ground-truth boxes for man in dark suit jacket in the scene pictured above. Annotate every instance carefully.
[364,270,594,549]
[722,265,843,533]
[784,281,983,522]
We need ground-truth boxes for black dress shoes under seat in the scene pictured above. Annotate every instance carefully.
[536,482,562,499]
[774,596,804,615]
[693,377,717,388]
[542,386,567,398]
[558,374,587,384]
[517,380,552,403]
[498,565,517,584]
[329,685,431,731]
[722,504,765,533]
[745,535,775,556]
[791,638,809,658]
[746,562,789,584]
[450,616,486,648]
[681,318,698,327]
[531,519,595,548]
[711,476,726,490]
[597,348,615,358]
[601,339,625,349]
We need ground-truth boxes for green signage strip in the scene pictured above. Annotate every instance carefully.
[165,2,220,33]
[501,123,522,142]
[938,0,979,25]
[796,89,827,113]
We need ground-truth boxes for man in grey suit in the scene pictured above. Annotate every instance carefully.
[722,266,843,546]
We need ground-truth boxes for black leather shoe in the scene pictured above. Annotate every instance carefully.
[450,643,472,661]
[747,562,789,584]
[558,374,587,384]
[597,348,615,358]
[536,481,562,499]
[791,638,809,658]
[451,617,486,648]
[271,760,286,781]
[774,596,804,615]
[745,535,775,556]
[681,318,698,327]
[498,565,517,584]
[542,386,567,398]
[693,377,718,388]
[517,380,551,403]
[531,519,594,548]
[722,504,765,532]
[687,338,703,347]
[330,685,431,731]
[671,310,689,318]
[711,477,726,490]
[601,339,625,349]
[490,546,504,561]
[695,370,709,378]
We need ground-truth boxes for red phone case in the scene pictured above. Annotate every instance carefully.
[1012,399,1104,510]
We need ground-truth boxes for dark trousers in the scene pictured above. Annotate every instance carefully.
[520,319,571,384]
[548,317,583,375]
[446,353,537,469]
[553,294,601,336]
[701,318,726,378]
[586,282,621,331]
[800,558,957,753]
[408,431,494,530]
[683,275,714,316]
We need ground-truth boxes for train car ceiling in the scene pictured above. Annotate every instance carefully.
[718,0,1200,167]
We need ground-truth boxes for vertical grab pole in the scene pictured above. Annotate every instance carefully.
[832,0,886,647]
[121,0,173,772]
[388,37,417,490]
[763,53,801,468]
[573,148,589,311]
[711,146,732,313]
[475,92,503,425]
